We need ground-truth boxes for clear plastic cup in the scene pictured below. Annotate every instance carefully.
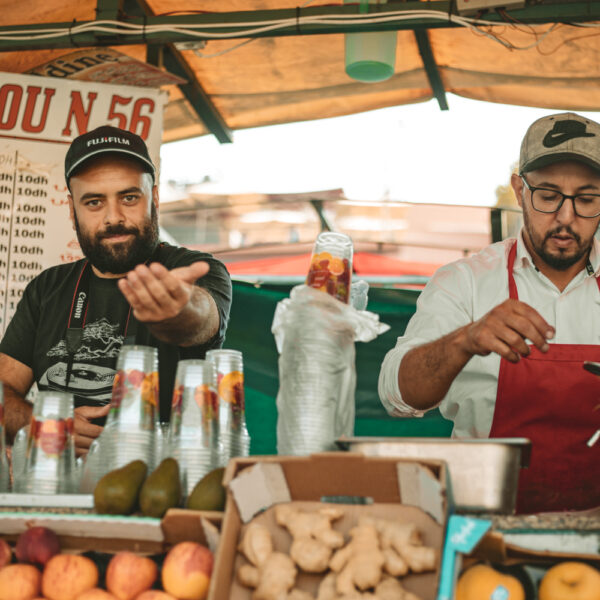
[0,385,9,492]
[14,391,77,494]
[306,232,353,303]
[205,349,249,465]
[169,359,220,499]
[79,345,158,492]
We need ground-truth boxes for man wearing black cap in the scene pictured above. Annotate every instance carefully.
[379,112,600,514]
[0,126,232,456]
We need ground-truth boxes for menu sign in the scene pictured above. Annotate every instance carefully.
[0,72,165,334]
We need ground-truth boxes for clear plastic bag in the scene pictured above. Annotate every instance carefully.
[272,284,389,455]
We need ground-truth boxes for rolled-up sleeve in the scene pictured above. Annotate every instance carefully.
[378,261,474,417]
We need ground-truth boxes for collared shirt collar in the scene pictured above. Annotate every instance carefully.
[514,228,600,277]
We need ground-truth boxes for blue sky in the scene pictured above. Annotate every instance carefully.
[160,94,600,207]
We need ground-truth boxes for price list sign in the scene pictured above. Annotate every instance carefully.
[0,72,165,334]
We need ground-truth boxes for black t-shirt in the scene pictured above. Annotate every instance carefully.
[0,242,232,422]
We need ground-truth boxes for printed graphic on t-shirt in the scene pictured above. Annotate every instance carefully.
[38,318,123,403]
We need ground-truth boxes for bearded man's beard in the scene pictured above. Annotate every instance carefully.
[522,207,591,271]
[73,205,159,274]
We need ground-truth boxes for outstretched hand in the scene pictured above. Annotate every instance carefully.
[463,298,555,363]
[117,261,209,323]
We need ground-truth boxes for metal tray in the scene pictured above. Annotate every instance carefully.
[336,437,531,514]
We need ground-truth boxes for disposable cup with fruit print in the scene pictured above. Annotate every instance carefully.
[306,231,353,303]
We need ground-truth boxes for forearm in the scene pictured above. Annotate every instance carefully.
[4,385,32,444]
[146,286,220,347]
[398,325,474,411]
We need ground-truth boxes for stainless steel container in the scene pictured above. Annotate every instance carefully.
[337,437,531,514]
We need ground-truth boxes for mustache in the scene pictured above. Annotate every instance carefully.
[97,224,139,239]
[544,226,581,244]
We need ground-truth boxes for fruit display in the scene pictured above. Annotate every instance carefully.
[93,460,223,517]
[15,527,60,568]
[456,564,525,600]
[105,552,157,600]
[539,562,600,600]
[305,252,352,304]
[139,459,182,519]
[186,468,226,512]
[161,542,213,600]
[42,554,99,600]
[0,528,213,600]
[94,460,148,516]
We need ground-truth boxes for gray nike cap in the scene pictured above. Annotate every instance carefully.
[519,112,600,175]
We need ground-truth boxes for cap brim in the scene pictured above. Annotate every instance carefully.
[520,152,600,175]
[66,148,155,180]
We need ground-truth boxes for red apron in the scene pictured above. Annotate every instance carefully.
[489,241,600,513]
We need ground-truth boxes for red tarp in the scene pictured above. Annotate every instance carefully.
[225,252,440,277]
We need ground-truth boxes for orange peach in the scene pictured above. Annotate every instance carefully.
[161,542,213,600]
[0,564,42,600]
[76,590,118,600]
[134,593,176,600]
[0,539,12,570]
[42,554,98,600]
[105,553,157,600]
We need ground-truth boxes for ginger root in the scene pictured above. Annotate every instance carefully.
[375,576,423,600]
[253,552,298,600]
[287,590,315,600]
[275,504,345,573]
[239,523,274,567]
[360,517,436,575]
[237,523,298,600]
[329,524,385,595]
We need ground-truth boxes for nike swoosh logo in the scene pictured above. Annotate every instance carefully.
[543,131,595,148]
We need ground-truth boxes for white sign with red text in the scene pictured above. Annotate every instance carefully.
[0,72,165,334]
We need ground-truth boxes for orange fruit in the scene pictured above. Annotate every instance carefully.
[456,564,525,600]
[329,257,345,276]
[312,251,332,265]
[218,371,244,404]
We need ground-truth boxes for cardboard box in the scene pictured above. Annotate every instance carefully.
[438,515,600,599]
[209,452,450,600]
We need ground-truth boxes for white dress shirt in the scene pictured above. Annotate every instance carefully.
[378,230,600,438]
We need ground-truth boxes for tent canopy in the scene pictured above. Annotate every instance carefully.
[1,1,599,143]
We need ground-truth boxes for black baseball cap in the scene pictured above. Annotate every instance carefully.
[64,125,156,183]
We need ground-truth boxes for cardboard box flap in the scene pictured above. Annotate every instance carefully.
[226,453,447,505]
[229,463,291,523]
[471,530,600,566]
[397,462,444,525]
[161,508,223,547]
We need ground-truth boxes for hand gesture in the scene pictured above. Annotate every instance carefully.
[117,261,209,323]
[463,298,555,363]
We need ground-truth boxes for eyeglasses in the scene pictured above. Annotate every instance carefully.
[521,176,600,218]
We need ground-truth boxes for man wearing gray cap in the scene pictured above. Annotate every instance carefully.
[379,112,600,514]
[0,126,232,456]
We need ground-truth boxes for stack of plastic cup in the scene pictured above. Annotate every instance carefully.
[206,349,249,465]
[13,391,78,494]
[80,345,158,492]
[168,359,219,499]
[277,231,356,455]
[305,232,353,303]
[0,384,9,492]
